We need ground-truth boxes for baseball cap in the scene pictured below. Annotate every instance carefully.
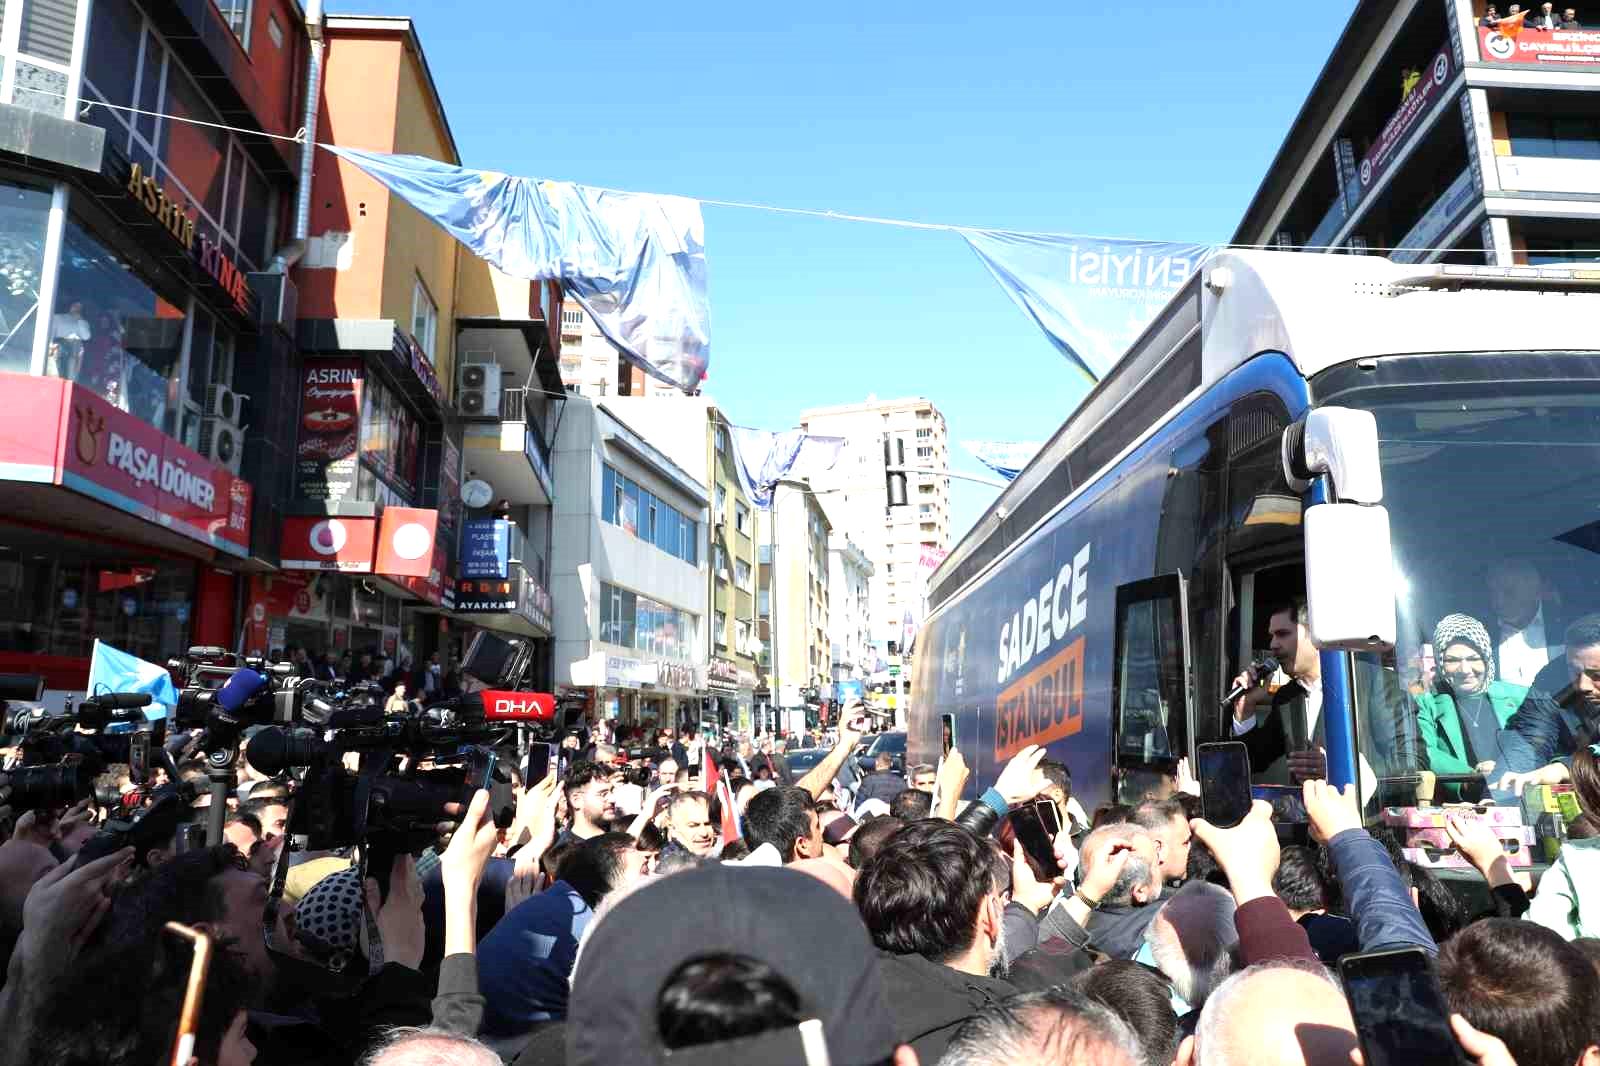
[567,864,897,1066]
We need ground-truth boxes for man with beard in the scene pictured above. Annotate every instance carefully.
[1498,614,1600,794]
[853,819,1017,1063]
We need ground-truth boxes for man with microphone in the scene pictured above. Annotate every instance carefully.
[1229,601,1407,801]
[1229,601,1328,786]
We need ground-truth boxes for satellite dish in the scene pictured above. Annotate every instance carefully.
[461,479,494,509]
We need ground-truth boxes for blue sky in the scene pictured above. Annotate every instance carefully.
[336,1,1354,540]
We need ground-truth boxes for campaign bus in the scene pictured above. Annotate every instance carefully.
[911,251,1600,851]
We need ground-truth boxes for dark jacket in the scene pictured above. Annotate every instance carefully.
[432,953,484,1036]
[248,963,434,1066]
[857,771,905,807]
[876,951,1017,1064]
[1239,681,1322,785]
[1326,829,1437,956]
[1503,682,1600,773]
[1084,900,1163,960]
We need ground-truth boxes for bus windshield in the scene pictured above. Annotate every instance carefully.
[1323,354,1600,818]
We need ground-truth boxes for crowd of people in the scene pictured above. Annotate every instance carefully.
[0,691,1596,1066]
[1482,4,1586,29]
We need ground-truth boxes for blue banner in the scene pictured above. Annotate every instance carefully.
[460,518,511,580]
[326,146,710,393]
[729,427,844,509]
[961,232,1215,383]
[961,440,1041,481]
[87,639,178,720]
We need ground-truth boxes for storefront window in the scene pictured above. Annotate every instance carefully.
[360,374,420,501]
[0,527,193,662]
[0,179,50,375]
[52,213,188,436]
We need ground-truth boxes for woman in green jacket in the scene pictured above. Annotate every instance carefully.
[1413,614,1530,786]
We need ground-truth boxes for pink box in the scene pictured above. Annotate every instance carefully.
[1381,803,1525,830]
[1403,824,1535,855]
[1404,843,1533,870]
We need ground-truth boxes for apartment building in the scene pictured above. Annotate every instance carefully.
[756,485,832,731]
[1235,0,1600,264]
[557,300,681,398]
[799,396,950,652]
[828,532,875,685]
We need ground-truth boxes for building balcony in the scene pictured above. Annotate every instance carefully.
[1497,154,1600,196]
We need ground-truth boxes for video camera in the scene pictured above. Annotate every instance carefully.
[5,675,169,812]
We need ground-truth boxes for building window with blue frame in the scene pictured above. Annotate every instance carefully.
[600,463,698,566]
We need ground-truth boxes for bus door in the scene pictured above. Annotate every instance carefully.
[1110,575,1192,805]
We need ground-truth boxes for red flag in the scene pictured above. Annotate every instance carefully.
[1496,9,1528,36]
[704,746,740,844]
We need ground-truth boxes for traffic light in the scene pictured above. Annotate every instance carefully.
[883,436,907,508]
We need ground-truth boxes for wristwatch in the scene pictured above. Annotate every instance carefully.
[1073,889,1104,911]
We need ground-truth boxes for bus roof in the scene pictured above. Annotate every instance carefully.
[929,251,1600,611]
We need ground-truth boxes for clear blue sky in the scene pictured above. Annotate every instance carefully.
[335,1,1354,541]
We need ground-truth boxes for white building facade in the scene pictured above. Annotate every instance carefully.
[828,532,875,683]
[550,397,708,729]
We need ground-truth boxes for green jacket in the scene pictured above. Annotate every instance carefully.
[1529,837,1600,942]
[1412,680,1527,776]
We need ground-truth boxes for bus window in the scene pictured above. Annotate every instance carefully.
[1112,575,1191,804]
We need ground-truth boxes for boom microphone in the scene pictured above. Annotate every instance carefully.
[215,669,271,717]
[1221,656,1280,708]
[80,692,154,712]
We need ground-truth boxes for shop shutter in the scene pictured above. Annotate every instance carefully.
[19,0,77,65]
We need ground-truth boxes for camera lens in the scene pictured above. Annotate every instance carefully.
[10,763,92,811]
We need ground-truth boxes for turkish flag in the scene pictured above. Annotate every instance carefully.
[374,508,439,579]
[705,747,740,844]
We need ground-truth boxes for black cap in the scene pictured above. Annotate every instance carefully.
[567,864,897,1066]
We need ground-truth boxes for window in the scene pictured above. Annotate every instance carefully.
[53,210,191,438]
[715,610,727,647]
[266,13,284,47]
[1507,113,1600,160]
[916,428,932,439]
[211,0,251,47]
[600,582,694,659]
[0,180,51,376]
[1112,576,1190,803]
[736,619,751,653]
[716,425,727,453]
[714,545,727,576]
[561,308,584,329]
[919,483,934,494]
[600,464,698,564]
[716,483,727,518]
[735,501,749,534]
[411,279,438,360]
[735,559,753,590]
[917,446,933,459]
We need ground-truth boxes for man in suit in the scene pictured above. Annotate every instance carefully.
[1561,9,1581,29]
[1532,2,1561,28]
[1231,601,1327,786]
[1487,558,1564,687]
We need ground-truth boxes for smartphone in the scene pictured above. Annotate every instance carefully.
[1340,948,1471,1066]
[1008,798,1063,880]
[940,713,956,757]
[1197,741,1253,829]
[524,742,556,786]
[163,922,213,1066]
[130,730,151,787]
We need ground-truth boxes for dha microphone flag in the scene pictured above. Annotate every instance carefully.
[86,639,179,721]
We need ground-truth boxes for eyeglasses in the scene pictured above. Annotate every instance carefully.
[1441,655,1485,667]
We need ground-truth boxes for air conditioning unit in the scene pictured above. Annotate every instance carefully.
[199,418,244,474]
[205,385,243,425]
[458,363,502,417]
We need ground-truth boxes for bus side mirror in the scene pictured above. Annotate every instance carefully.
[1281,407,1383,503]
[1304,502,1397,650]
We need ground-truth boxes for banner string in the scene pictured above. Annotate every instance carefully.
[63,95,1600,255]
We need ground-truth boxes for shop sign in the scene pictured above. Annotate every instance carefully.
[0,374,255,555]
[296,360,363,502]
[1478,24,1600,65]
[281,516,376,571]
[456,577,517,612]
[124,163,250,316]
[708,657,741,692]
[404,333,448,411]
[1352,47,1455,208]
[1392,169,1477,264]
[375,507,439,580]
[654,661,696,691]
[399,539,451,607]
[605,655,657,689]
[518,571,552,632]
[460,519,512,580]
[439,433,463,531]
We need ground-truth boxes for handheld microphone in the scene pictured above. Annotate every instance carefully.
[1221,655,1279,708]
[214,669,271,718]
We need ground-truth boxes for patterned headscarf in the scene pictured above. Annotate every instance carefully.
[1432,613,1495,691]
[294,866,366,973]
